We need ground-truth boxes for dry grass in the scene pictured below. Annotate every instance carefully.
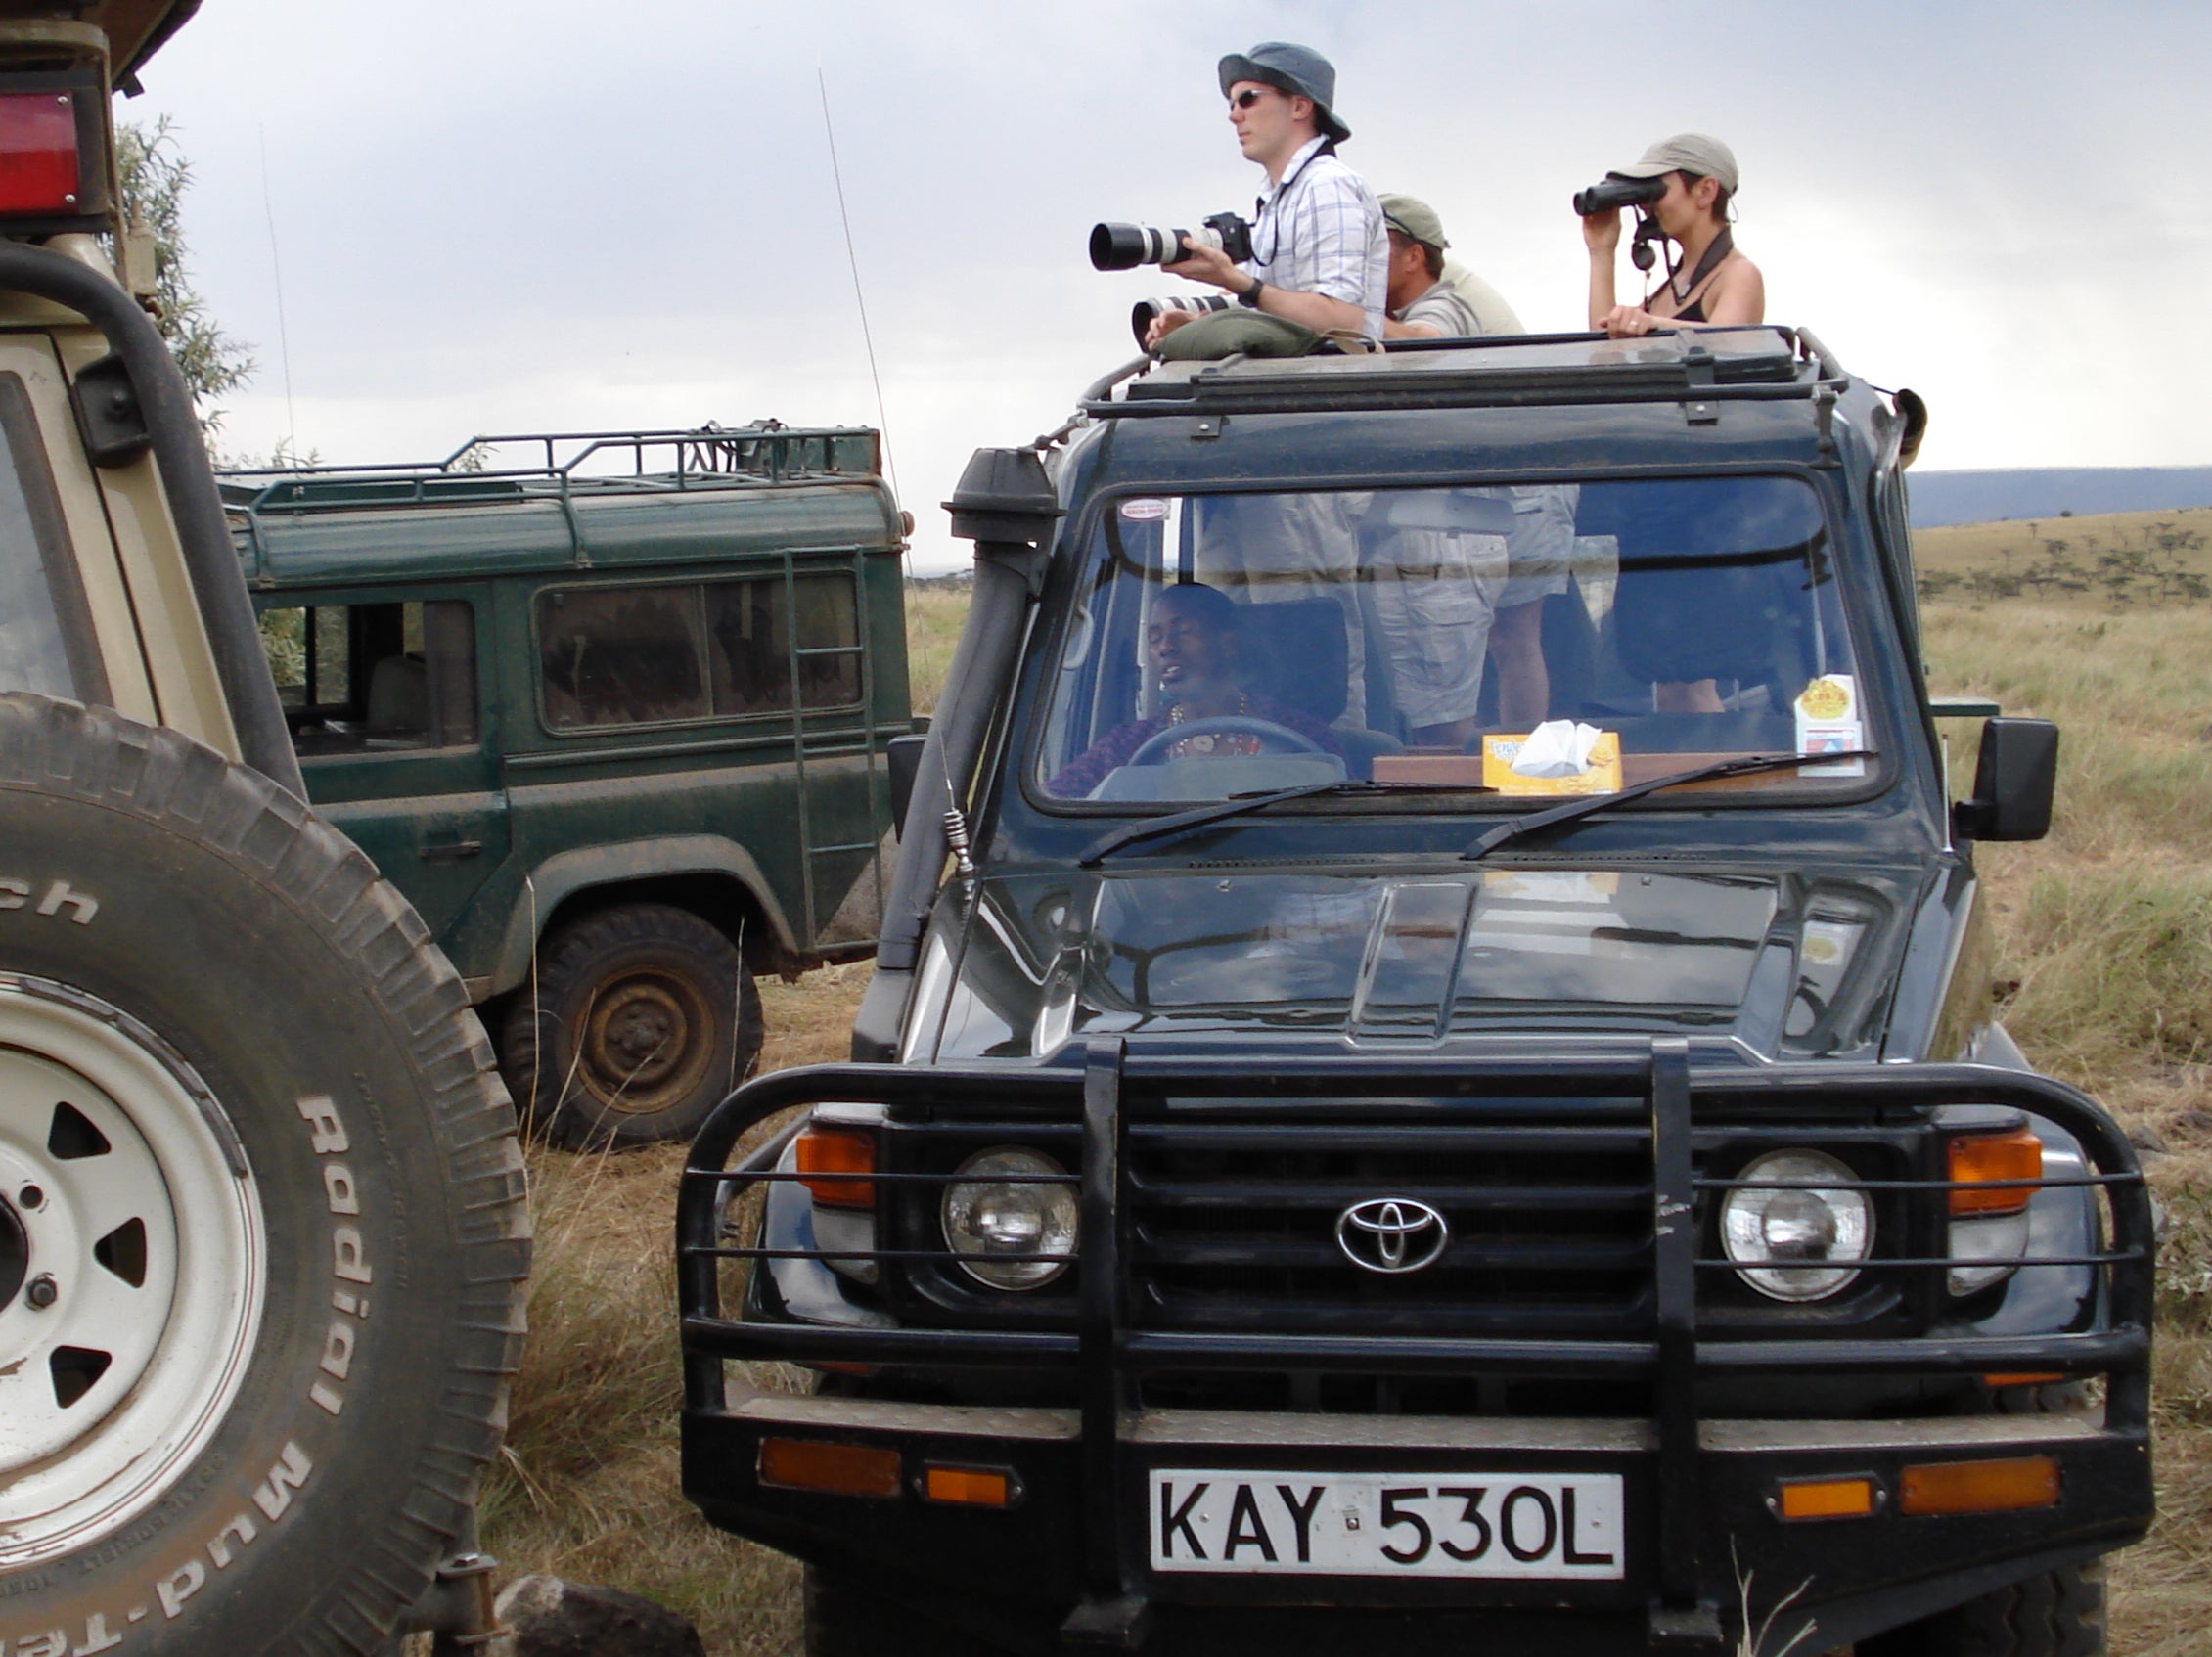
[903,580,968,716]
[1913,525,2212,1653]
[479,964,872,1655]
[481,531,2212,1651]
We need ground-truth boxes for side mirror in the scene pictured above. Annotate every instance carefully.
[1953,718,2058,842]
[887,732,928,839]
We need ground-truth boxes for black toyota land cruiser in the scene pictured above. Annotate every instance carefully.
[675,329,2151,1656]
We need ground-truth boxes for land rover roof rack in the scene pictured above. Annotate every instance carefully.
[218,422,881,515]
[1086,325,1848,421]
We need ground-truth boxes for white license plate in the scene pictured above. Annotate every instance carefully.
[1149,1468,1625,1579]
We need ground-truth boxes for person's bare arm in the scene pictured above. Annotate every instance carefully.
[1161,239,1364,335]
[1598,253,1764,337]
[1696,256,1763,325]
[1382,316,1443,339]
[1583,208,1623,329]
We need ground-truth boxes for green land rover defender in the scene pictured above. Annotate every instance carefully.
[225,428,911,1146]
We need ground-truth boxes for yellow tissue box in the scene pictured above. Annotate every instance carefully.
[1481,731,1623,796]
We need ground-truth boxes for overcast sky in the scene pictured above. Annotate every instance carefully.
[131,0,2210,568]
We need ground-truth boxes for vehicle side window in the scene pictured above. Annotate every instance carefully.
[706,572,862,713]
[264,599,478,754]
[537,585,708,730]
[0,373,106,701]
[537,572,862,732]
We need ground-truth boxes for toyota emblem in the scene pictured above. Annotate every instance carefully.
[1334,1197,1450,1275]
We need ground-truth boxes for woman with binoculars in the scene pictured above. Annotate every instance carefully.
[1582,133,1764,338]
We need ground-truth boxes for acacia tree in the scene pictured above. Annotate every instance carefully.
[114,114,253,433]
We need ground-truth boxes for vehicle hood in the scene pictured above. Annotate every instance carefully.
[922,862,1925,1063]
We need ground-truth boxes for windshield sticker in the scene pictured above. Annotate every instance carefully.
[1795,675,1866,777]
[1118,497,1170,521]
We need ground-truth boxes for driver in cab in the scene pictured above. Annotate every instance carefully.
[1045,583,1341,798]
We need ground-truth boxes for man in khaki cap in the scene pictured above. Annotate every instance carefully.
[1581,132,1764,338]
[1377,195,1523,340]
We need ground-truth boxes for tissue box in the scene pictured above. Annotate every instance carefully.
[1482,730,1623,796]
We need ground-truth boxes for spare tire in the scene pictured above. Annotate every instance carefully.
[0,696,529,1656]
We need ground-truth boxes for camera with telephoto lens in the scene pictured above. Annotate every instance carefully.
[1126,292,1231,346]
[1090,211,1254,271]
[1571,174,1667,216]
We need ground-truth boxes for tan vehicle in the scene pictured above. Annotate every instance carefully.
[0,5,529,1653]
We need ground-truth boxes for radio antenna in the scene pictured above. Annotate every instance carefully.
[256,126,298,464]
[817,68,901,509]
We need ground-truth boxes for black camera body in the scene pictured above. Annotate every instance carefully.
[1571,174,1666,217]
[1091,210,1254,271]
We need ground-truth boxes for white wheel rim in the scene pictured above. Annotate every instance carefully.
[0,977,265,1565]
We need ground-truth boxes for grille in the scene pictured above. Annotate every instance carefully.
[1125,1102,1657,1339]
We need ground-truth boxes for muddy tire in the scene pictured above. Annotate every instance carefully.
[0,695,529,1656]
[501,902,762,1148]
[1858,1561,2106,1656]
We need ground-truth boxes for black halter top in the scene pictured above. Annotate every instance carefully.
[1652,228,1734,323]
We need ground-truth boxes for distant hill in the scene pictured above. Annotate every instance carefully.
[1908,468,2212,528]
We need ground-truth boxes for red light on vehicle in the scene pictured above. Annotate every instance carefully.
[0,93,82,217]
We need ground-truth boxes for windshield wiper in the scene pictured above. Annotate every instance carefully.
[1077,781,1490,867]
[1459,749,1875,863]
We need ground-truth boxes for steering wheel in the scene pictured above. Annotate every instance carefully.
[1126,715,1324,766]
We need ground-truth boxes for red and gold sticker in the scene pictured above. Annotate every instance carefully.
[1797,677,1853,721]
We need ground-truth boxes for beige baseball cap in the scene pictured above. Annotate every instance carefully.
[1378,194,1450,251]
[1613,132,1738,195]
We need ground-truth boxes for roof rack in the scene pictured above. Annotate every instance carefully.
[218,423,881,516]
[1082,326,1850,422]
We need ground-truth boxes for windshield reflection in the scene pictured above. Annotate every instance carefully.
[1034,477,1869,807]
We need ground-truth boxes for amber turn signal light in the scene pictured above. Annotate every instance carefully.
[757,1437,902,1499]
[923,1465,1017,1508]
[1899,1455,2059,1516]
[1948,1129,2042,1215]
[1776,1476,1877,1521]
[795,1125,877,1208]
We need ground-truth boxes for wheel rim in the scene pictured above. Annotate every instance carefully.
[576,966,716,1115]
[0,976,265,1565]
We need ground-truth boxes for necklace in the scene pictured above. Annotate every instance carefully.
[1167,691,1247,727]
[1167,692,1249,756]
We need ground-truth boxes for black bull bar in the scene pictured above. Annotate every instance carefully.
[678,1038,2153,1648]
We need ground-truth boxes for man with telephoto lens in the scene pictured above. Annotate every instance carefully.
[1144,42,1388,348]
[1583,132,1764,338]
[1377,195,1524,340]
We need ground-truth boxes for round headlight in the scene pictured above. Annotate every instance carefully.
[1720,1149,1873,1302]
[941,1147,1078,1290]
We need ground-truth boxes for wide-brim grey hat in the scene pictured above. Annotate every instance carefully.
[1612,132,1738,195]
[1378,194,1449,251]
[1218,41,1351,142]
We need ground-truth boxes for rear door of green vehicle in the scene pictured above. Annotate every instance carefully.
[258,583,513,939]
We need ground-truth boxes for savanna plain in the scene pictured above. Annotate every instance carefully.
[477,514,2212,1655]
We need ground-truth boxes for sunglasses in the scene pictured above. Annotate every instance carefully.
[1228,87,1280,110]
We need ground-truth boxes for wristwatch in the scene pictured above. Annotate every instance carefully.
[1239,277,1265,308]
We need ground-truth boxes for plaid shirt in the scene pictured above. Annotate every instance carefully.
[1243,138,1388,339]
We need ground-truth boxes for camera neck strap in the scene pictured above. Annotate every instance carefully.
[1654,225,1734,316]
[1252,137,1337,249]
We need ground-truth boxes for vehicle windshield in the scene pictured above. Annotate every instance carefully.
[1032,476,1873,807]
